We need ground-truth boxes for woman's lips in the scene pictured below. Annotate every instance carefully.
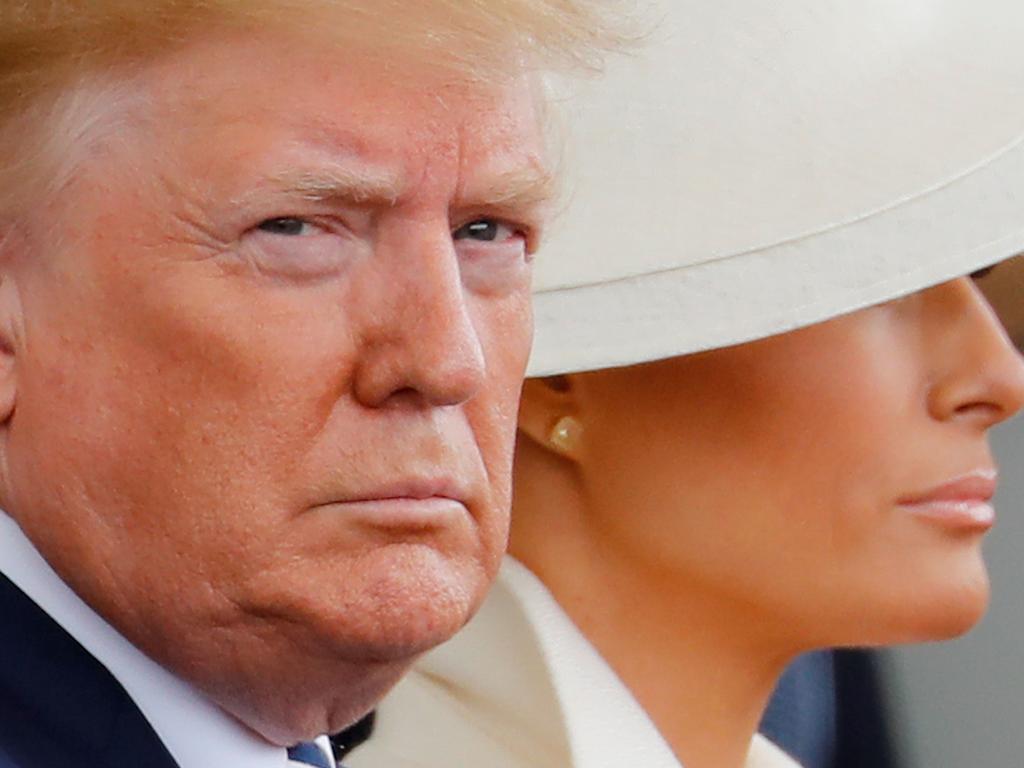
[897,470,997,531]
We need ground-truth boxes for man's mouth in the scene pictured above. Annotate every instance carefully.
[319,476,473,529]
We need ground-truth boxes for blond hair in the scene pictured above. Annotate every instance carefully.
[0,0,631,219]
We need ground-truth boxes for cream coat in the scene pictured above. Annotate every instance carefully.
[348,558,801,768]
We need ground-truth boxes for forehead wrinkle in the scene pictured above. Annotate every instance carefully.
[450,78,553,212]
[260,120,410,205]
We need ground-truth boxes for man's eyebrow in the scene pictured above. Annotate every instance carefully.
[266,166,404,206]
[248,162,554,212]
[462,166,558,210]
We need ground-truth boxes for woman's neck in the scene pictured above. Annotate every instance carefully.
[512,530,795,768]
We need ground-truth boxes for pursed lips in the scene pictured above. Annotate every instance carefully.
[318,476,475,528]
[897,469,998,530]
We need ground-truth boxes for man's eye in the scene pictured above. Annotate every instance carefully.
[258,218,314,236]
[453,219,517,243]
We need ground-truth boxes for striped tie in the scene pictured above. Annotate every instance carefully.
[287,741,334,768]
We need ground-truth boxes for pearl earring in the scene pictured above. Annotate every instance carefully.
[548,416,582,454]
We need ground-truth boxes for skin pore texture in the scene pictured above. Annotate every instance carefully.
[512,277,1024,768]
[0,31,551,744]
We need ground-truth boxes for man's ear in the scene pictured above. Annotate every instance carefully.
[518,375,583,460]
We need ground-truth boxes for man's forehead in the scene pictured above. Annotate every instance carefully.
[142,35,551,200]
[153,30,543,124]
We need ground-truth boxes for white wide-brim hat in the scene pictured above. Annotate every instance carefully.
[529,0,1024,377]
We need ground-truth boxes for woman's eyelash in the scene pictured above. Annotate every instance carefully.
[971,265,997,280]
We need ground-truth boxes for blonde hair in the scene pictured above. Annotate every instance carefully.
[0,0,631,219]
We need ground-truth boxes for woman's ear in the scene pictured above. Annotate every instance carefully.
[518,375,584,460]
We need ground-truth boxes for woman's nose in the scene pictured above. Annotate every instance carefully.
[926,277,1024,429]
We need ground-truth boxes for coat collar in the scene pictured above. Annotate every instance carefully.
[353,557,802,768]
[0,511,298,768]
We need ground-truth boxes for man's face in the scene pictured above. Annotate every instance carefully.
[0,32,548,738]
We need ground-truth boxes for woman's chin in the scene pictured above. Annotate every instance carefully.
[913,549,992,640]
[858,568,992,646]
[801,554,991,649]
[911,574,991,642]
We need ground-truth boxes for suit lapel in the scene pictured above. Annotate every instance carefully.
[0,572,180,768]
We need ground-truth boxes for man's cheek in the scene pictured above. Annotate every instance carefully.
[483,292,534,373]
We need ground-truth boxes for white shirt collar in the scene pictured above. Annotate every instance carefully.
[352,556,800,768]
[0,510,333,768]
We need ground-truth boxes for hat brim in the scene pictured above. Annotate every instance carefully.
[528,135,1024,377]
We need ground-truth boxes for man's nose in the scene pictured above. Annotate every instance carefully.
[352,234,486,409]
[926,277,1024,429]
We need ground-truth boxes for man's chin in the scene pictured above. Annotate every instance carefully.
[190,548,491,744]
[306,544,494,661]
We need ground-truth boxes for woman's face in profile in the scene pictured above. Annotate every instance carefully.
[559,277,1024,646]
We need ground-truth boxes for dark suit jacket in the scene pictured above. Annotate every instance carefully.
[0,572,179,768]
